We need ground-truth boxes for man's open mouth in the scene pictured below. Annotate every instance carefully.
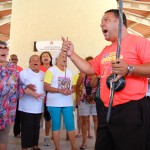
[102,29,108,34]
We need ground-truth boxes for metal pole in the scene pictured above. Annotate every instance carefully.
[106,0,123,123]
[64,37,68,78]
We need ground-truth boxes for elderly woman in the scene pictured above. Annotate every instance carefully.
[0,41,42,150]
[44,52,77,150]
[19,55,46,150]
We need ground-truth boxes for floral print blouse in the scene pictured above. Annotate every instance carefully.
[80,76,97,104]
[0,62,25,130]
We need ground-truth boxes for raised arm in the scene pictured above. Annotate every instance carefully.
[61,37,95,75]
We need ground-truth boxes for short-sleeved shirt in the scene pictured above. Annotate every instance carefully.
[17,65,23,72]
[39,65,49,73]
[72,73,79,101]
[90,34,150,107]
[19,68,45,113]
[0,62,25,129]
[44,66,75,107]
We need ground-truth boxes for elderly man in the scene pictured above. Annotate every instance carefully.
[9,54,23,72]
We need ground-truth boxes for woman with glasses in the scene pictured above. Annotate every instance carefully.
[0,41,42,150]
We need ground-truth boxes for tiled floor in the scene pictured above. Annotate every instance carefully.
[7,127,95,150]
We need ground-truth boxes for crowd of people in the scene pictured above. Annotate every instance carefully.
[0,44,97,150]
[0,8,150,150]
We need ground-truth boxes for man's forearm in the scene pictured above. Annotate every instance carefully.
[129,63,150,77]
[69,52,95,75]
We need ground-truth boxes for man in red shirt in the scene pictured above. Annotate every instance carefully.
[61,9,150,150]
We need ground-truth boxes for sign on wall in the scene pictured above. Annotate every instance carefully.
[34,40,62,51]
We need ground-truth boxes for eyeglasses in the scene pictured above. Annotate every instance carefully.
[0,46,8,50]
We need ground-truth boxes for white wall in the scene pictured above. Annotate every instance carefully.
[10,0,117,75]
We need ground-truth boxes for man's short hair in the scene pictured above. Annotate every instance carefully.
[105,9,127,28]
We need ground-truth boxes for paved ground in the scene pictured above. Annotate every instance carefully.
[7,127,95,150]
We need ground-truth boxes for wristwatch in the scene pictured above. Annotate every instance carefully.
[127,65,134,75]
[128,65,134,72]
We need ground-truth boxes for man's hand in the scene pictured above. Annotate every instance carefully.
[111,58,128,82]
[61,37,74,57]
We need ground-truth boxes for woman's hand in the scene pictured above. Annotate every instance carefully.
[33,93,44,101]
[58,89,72,95]
[27,84,36,91]
[25,88,44,100]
